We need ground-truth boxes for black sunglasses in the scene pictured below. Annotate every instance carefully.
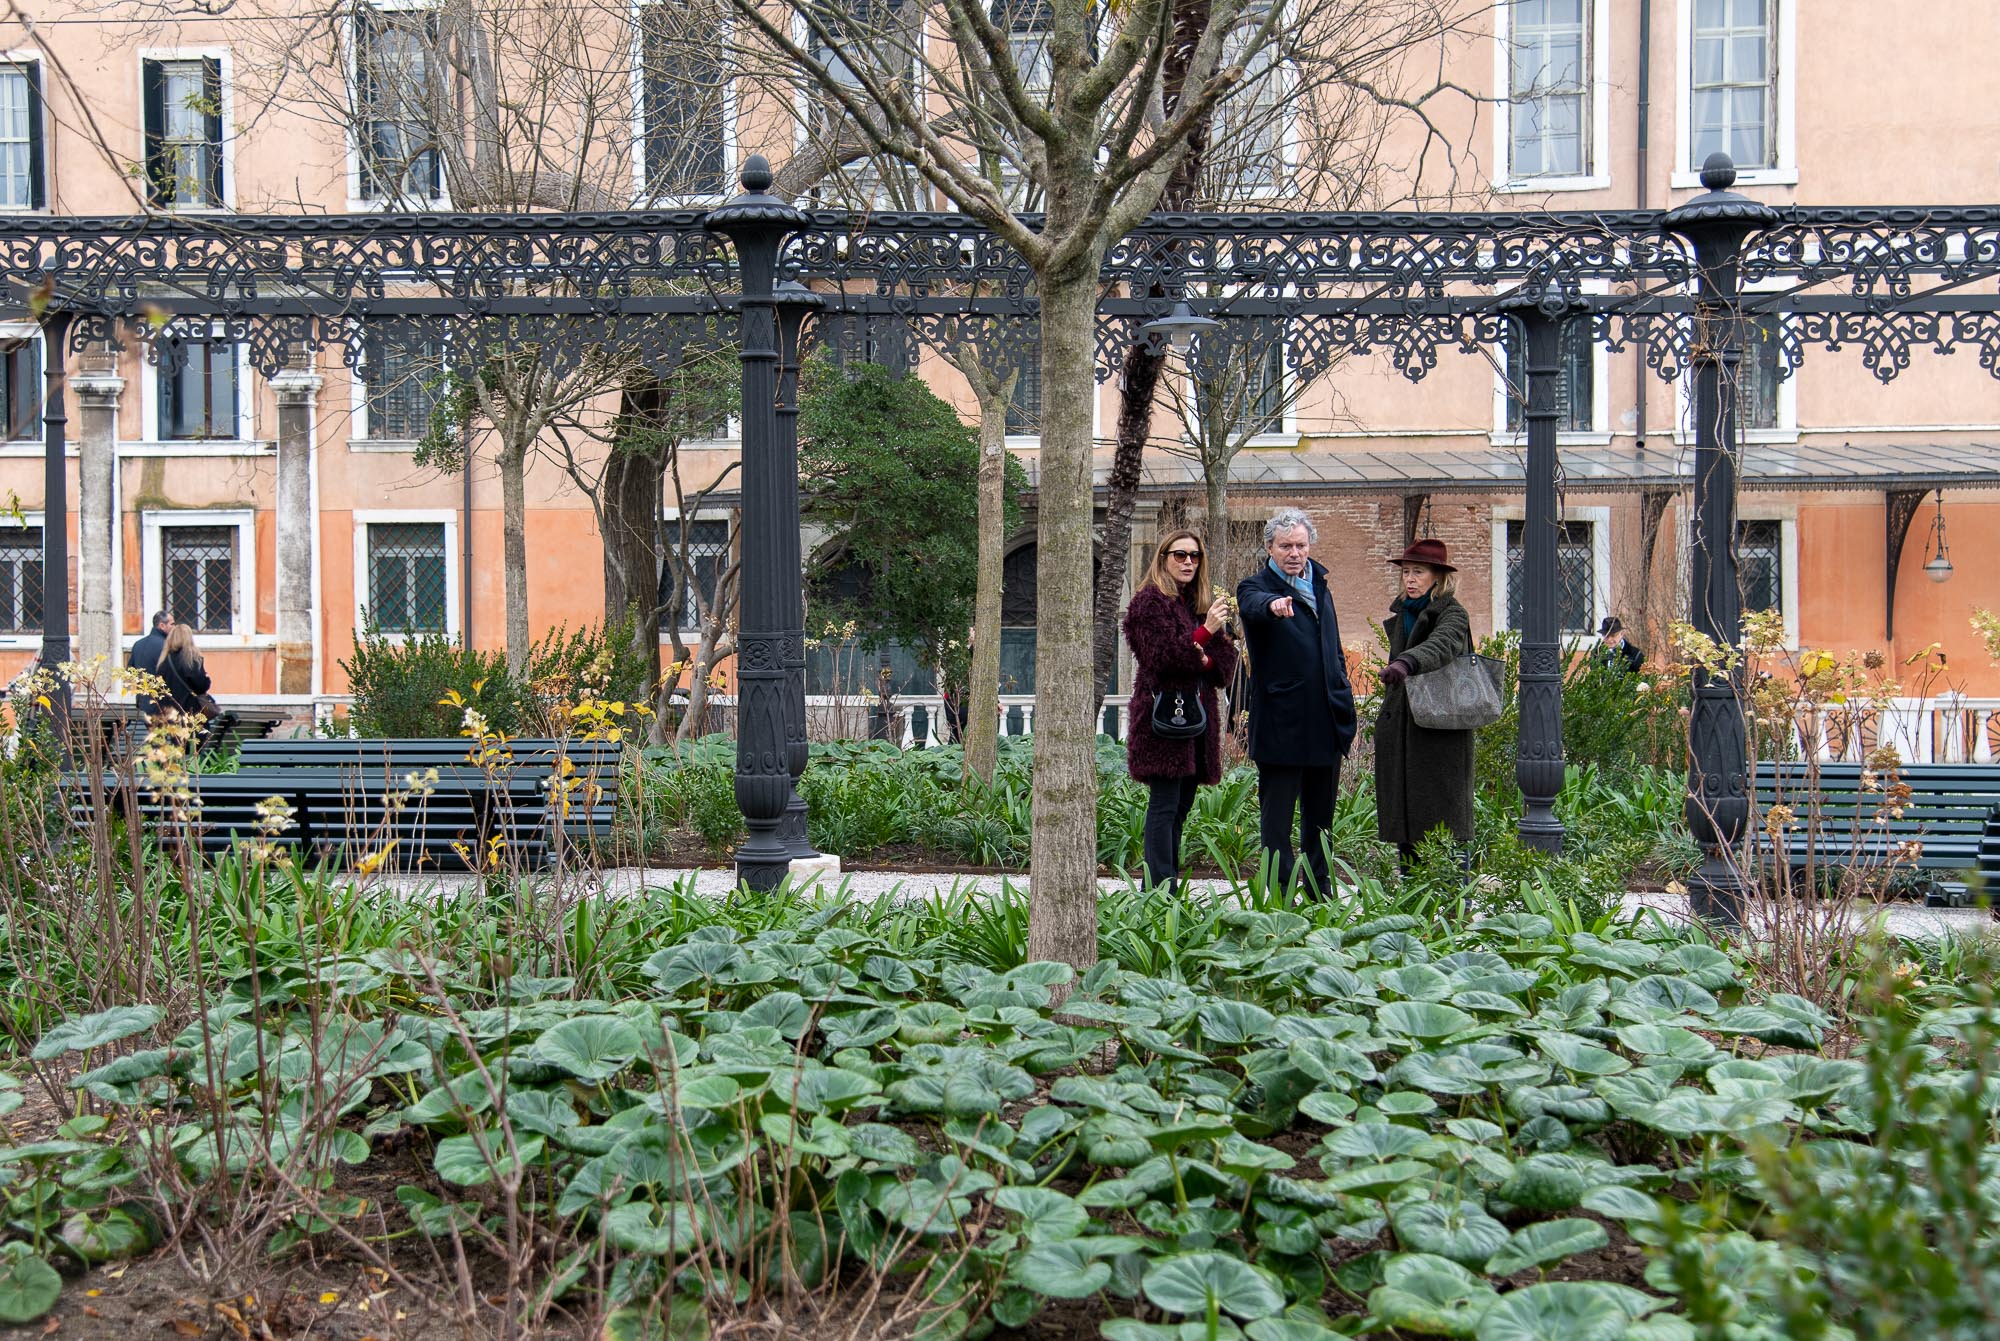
[1166,548,1202,561]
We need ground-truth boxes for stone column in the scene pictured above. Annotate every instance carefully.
[70,347,123,676]
[270,367,322,695]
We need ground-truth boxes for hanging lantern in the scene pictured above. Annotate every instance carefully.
[1924,489,1954,583]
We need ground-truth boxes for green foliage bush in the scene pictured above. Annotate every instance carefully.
[342,615,653,738]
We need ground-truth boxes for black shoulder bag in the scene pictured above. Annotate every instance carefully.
[1150,686,1208,739]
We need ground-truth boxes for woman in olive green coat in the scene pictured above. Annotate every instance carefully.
[1374,538,1475,864]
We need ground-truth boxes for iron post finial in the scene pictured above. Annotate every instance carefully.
[1699,152,1737,192]
[741,155,774,194]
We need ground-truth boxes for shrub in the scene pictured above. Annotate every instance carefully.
[342,626,525,738]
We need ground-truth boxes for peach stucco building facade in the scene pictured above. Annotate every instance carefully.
[4,0,2000,709]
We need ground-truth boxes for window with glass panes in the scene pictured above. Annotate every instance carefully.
[662,518,730,629]
[363,338,444,439]
[1692,0,1775,169]
[1737,518,1782,615]
[1737,313,1782,431]
[142,59,222,208]
[365,522,448,633]
[0,526,40,634]
[0,62,44,210]
[1505,518,1595,633]
[1503,319,1593,433]
[1005,359,1041,435]
[159,339,238,440]
[162,525,236,634]
[1210,7,1283,194]
[640,1,727,199]
[0,339,37,440]
[357,8,441,200]
[1508,0,1589,178]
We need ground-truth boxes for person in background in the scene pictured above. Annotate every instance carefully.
[1124,529,1238,892]
[1236,508,1356,897]
[153,623,214,719]
[127,610,171,716]
[1375,539,1475,870]
[1597,616,1645,673]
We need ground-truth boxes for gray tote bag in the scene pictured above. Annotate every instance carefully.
[1404,653,1507,730]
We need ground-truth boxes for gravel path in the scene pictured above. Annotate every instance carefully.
[373,864,1996,942]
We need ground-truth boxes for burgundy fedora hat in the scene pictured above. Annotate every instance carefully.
[1388,538,1456,573]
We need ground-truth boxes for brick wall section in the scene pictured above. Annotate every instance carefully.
[1235,492,1500,647]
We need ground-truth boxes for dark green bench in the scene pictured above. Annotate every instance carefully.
[89,704,289,761]
[71,738,623,871]
[1755,761,2000,907]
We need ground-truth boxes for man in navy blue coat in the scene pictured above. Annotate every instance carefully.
[1235,508,1357,896]
[126,610,172,716]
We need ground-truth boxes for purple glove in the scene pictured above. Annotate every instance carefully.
[1381,658,1412,687]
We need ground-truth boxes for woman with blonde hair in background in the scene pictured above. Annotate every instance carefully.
[1123,529,1238,891]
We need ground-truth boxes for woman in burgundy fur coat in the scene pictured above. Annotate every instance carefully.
[1124,529,1239,891]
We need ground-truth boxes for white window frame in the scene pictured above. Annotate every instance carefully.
[137,46,235,213]
[1491,503,1612,639]
[0,509,43,648]
[345,0,451,212]
[0,321,40,456]
[1731,503,1798,649]
[0,53,45,213]
[1673,0,1797,188]
[1490,280,1612,446]
[348,336,446,447]
[353,509,460,640]
[142,508,258,644]
[135,326,259,450]
[1006,359,1104,449]
[660,507,734,637]
[1493,0,1611,194]
[1672,279,1798,445]
[629,0,735,206]
[1206,9,1294,202]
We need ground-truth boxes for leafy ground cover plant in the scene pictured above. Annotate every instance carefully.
[0,857,1954,1340]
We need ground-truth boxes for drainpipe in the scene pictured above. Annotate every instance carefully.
[1634,0,1653,449]
[460,419,473,647]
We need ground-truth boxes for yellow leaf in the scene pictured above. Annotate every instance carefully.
[319,1293,340,1305]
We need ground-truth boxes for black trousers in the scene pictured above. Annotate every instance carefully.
[1258,762,1339,896]
[1143,776,1200,890]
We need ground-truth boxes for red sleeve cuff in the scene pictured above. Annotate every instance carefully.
[1192,626,1214,646]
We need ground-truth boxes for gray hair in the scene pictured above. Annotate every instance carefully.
[1262,508,1317,547]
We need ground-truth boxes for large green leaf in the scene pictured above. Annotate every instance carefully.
[58,1209,152,1264]
[783,1067,882,1114]
[1198,999,1280,1046]
[1497,1155,1591,1212]
[434,1131,545,1186]
[1142,1252,1286,1321]
[1323,1122,1436,1161]
[603,1201,705,1255]
[1536,1033,1631,1078]
[527,1016,644,1082]
[1369,1253,1497,1337]
[1707,1005,1823,1050]
[1325,1159,1432,1197]
[1473,1281,1644,1341]
[1376,1001,1477,1040]
[1390,1200,1509,1267]
[993,1186,1088,1242]
[1613,1024,1718,1067]
[1484,1219,1608,1276]
[896,1002,965,1045]
[0,1245,61,1325]
[742,991,813,1040]
[1008,1240,1114,1298]
[33,1005,163,1059]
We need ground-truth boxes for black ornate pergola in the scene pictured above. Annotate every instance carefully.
[12,152,2000,921]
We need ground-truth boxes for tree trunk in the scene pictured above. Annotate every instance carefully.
[1091,346,1164,697]
[1027,273,1103,973]
[1203,457,1230,594]
[500,435,531,676]
[601,392,665,694]
[966,383,1010,783]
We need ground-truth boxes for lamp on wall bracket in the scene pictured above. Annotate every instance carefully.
[1142,299,1220,355]
[1924,489,1954,583]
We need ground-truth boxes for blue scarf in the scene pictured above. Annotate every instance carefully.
[1398,591,1432,641]
[1269,559,1316,614]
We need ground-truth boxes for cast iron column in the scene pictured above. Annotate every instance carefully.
[1503,295,1584,853]
[705,157,808,890]
[36,310,73,741]
[1665,154,1776,926]
[774,281,822,859]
